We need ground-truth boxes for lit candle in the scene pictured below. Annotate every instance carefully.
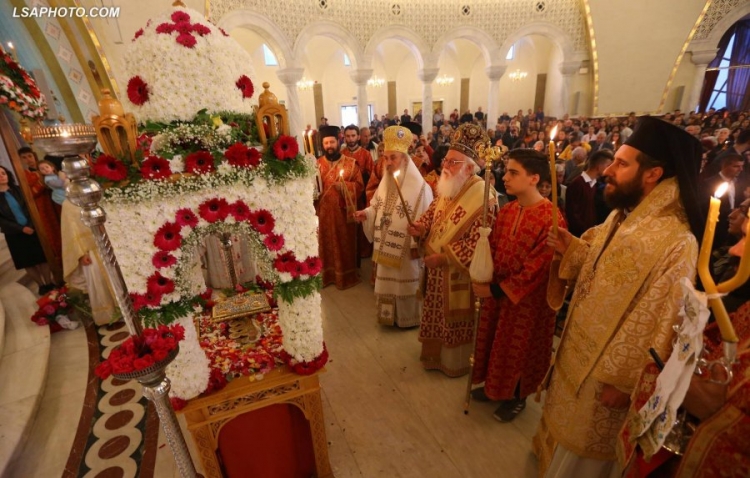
[392,170,414,226]
[697,182,739,343]
[7,42,17,62]
[548,125,559,233]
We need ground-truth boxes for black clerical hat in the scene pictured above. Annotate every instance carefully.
[319,126,341,139]
[403,122,422,136]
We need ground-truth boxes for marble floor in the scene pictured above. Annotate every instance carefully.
[7,259,546,477]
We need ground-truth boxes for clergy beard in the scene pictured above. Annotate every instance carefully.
[324,148,341,161]
[345,140,359,150]
[604,171,645,210]
[383,164,407,193]
[437,167,470,199]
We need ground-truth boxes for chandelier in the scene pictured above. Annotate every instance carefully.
[367,75,385,88]
[509,69,528,82]
[436,74,454,86]
[296,77,315,90]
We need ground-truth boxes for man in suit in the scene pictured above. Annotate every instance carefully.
[700,153,745,251]
[400,109,412,125]
[565,150,613,237]
[589,131,614,153]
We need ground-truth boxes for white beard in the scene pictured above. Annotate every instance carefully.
[436,168,469,199]
[383,163,407,194]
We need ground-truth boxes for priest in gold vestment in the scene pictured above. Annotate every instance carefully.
[407,124,491,377]
[533,118,705,477]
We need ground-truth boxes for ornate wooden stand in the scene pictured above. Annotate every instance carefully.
[180,367,333,478]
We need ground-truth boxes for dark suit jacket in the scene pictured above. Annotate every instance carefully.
[588,141,614,153]
[565,175,597,237]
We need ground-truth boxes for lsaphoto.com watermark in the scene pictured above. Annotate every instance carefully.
[12,6,121,18]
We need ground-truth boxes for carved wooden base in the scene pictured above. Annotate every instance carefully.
[180,367,333,478]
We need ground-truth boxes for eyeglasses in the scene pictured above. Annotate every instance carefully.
[443,159,466,168]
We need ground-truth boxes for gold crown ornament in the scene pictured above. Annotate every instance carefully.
[450,123,490,161]
[383,126,412,154]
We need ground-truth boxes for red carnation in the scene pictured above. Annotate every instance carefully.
[229,200,251,221]
[198,198,230,223]
[95,360,113,379]
[290,261,306,278]
[154,222,182,251]
[147,271,175,296]
[140,155,172,180]
[235,75,254,99]
[273,251,296,273]
[176,33,197,48]
[192,23,210,36]
[137,133,152,152]
[175,208,198,228]
[171,10,190,22]
[171,397,188,410]
[184,150,215,174]
[152,251,177,269]
[263,233,284,251]
[127,76,149,105]
[156,23,175,34]
[248,209,275,234]
[174,21,193,34]
[224,143,260,168]
[305,257,322,275]
[91,154,127,181]
[133,28,144,40]
[272,135,299,160]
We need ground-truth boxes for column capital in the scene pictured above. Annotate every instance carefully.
[485,65,507,81]
[418,68,440,83]
[275,67,305,87]
[690,49,718,66]
[558,60,581,76]
[349,68,373,85]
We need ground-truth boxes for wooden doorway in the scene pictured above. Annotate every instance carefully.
[534,74,547,112]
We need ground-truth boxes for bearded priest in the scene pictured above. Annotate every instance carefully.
[354,126,433,327]
[316,125,364,290]
[407,124,491,377]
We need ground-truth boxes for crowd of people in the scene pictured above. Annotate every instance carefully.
[314,105,750,477]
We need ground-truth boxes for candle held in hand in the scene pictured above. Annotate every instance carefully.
[392,170,414,227]
[548,125,559,233]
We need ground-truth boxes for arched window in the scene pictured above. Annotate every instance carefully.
[263,44,278,66]
[706,32,735,110]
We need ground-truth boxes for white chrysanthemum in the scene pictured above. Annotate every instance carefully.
[277,292,324,362]
[167,314,210,399]
[123,6,257,123]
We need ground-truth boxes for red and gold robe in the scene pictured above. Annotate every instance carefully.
[343,146,374,259]
[473,199,566,400]
[416,175,487,377]
[316,156,363,290]
[366,160,385,206]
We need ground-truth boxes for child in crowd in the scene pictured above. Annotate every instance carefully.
[537,178,565,216]
[37,160,67,216]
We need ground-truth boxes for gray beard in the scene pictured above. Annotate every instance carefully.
[436,169,469,199]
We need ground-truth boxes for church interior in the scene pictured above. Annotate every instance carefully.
[0,0,749,477]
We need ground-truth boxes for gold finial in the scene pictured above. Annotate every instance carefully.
[478,143,502,165]
[258,82,278,108]
[172,0,186,6]
[97,89,124,117]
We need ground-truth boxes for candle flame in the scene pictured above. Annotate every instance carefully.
[715,182,729,198]
[7,42,14,49]
[393,170,400,179]
[550,125,558,139]
[339,170,343,177]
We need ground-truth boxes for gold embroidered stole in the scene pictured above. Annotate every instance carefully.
[426,176,484,323]
[557,178,691,394]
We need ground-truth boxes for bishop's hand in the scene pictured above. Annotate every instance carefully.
[353,210,367,223]
[547,226,573,255]
[407,222,425,237]
[424,253,447,269]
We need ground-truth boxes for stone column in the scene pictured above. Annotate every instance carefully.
[276,67,305,142]
[558,61,580,118]
[485,65,507,131]
[687,49,718,113]
[350,69,373,127]
[418,68,439,134]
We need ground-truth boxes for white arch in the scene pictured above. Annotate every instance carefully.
[216,9,295,69]
[694,3,750,50]
[432,26,499,67]
[500,22,585,65]
[364,25,427,71]
[293,20,364,70]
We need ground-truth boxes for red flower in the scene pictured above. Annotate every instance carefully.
[229,200,251,221]
[152,251,177,269]
[171,324,185,341]
[154,222,182,251]
[155,23,175,34]
[147,271,175,296]
[95,360,113,380]
[273,251,296,273]
[140,155,172,180]
[91,154,127,181]
[176,33,196,48]
[272,135,299,160]
[192,23,211,36]
[198,198,230,223]
[248,209,275,234]
[134,355,155,370]
[224,143,260,168]
[290,261,306,278]
[263,234,284,251]
[235,75,254,99]
[184,151,215,174]
[133,28,144,40]
[171,397,188,411]
[305,257,322,275]
[137,133,152,152]
[174,21,193,34]
[127,76,149,105]
[130,291,161,312]
[175,208,198,228]
[171,10,190,22]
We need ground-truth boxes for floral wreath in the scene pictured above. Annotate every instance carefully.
[0,45,48,120]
